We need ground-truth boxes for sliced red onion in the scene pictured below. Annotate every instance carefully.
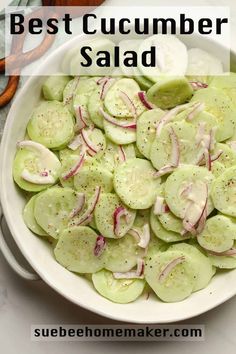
[61,153,85,180]
[211,150,223,162]
[113,206,129,237]
[69,193,85,218]
[76,186,101,226]
[138,91,155,110]
[159,256,185,283]
[21,170,55,184]
[203,148,211,171]
[113,258,145,279]
[75,105,88,131]
[153,165,176,178]
[190,81,208,90]
[186,102,205,121]
[94,235,106,257]
[118,145,126,162]
[99,108,136,129]
[100,78,115,100]
[195,122,206,146]
[138,224,150,249]
[156,103,192,136]
[154,196,169,215]
[168,126,180,167]
[180,182,193,198]
[207,248,236,257]
[196,200,208,234]
[128,228,141,243]
[209,127,217,151]
[119,90,137,118]
[97,77,108,85]
[68,134,82,151]
[81,129,99,155]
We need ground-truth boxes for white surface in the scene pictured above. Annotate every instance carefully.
[1,0,236,352]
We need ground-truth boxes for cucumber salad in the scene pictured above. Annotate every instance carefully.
[12,35,236,304]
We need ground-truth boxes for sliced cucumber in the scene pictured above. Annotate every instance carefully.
[136,108,165,159]
[209,72,236,107]
[23,195,48,236]
[208,242,236,269]
[169,243,215,291]
[164,165,214,219]
[73,76,100,113]
[150,121,197,170]
[42,74,71,102]
[133,209,151,228]
[190,87,236,142]
[27,101,74,149]
[54,226,105,273]
[114,158,161,209]
[92,269,145,304]
[211,166,236,217]
[94,193,136,239]
[211,161,226,178]
[74,164,113,195]
[34,186,83,238]
[197,215,236,253]
[104,78,145,118]
[158,211,183,234]
[88,87,104,129]
[145,250,197,302]
[147,76,193,110]
[63,77,81,114]
[104,234,143,272]
[103,119,136,144]
[150,207,189,243]
[13,143,61,192]
[59,154,79,188]
[212,143,236,169]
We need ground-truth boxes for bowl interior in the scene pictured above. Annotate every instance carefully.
[1,32,236,323]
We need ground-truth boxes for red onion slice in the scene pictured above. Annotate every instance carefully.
[190,81,208,90]
[153,165,176,178]
[69,193,85,219]
[159,256,185,283]
[186,102,205,121]
[97,77,108,85]
[113,206,129,237]
[207,248,236,257]
[61,153,85,180]
[113,258,145,279]
[195,122,206,146]
[94,235,106,257]
[75,106,88,131]
[119,90,137,118]
[138,224,150,249]
[81,129,99,155]
[209,127,217,151]
[211,150,223,163]
[128,228,141,243]
[76,186,101,226]
[118,145,126,162]
[154,196,169,215]
[203,148,211,171]
[138,91,155,110]
[168,126,180,167]
[100,78,115,100]
[68,134,82,151]
[99,108,136,129]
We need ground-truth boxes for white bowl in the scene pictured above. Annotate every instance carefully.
[1,33,236,323]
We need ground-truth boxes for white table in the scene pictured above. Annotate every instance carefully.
[1,0,236,353]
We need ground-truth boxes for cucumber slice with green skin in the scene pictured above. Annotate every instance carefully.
[92,269,145,304]
[145,250,197,302]
[114,158,161,209]
[59,155,79,188]
[104,234,143,272]
[208,242,236,269]
[164,165,214,219]
[212,143,236,169]
[87,87,104,129]
[34,186,83,238]
[63,77,83,114]
[211,166,236,217]
[74,164,113,195]
[73,77,100,113]
[169,243,215,291]
[209,72,236,107]
[23,195,48,236]
[13,145,61,192]
[175,110,219,136]
[82,127,107,159]
[150,121,197,170]
[211,161,225,178]
[136,108,165,159]
[158,211,183,234]
[94,193,136,239]
[100,140,136,173]
[190,87,236,142]
[104,78,145,118]
[133,209,151,228]
[147,77,193,110]
[197,215,236,253]
[54,226,105,273]
[42,74,71,102]
[146,236,168,258]
[150,207,190,243]
[134,74,153,91]
[138,35,188,80]
[103,119,136,144]
[27,101,74,149]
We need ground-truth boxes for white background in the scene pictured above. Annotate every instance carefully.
[1,0,236,353]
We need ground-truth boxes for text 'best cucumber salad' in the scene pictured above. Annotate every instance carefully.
[12,35,236,304]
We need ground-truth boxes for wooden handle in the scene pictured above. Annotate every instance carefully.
[0,75,20,107]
